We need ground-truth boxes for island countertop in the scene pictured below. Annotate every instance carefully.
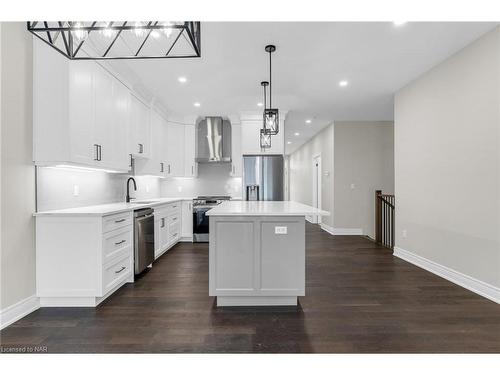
[206,200,330,217]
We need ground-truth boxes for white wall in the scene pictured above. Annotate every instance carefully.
[0,23,36,310]
[289,124,334,228]
[161,163,242,198]
[334,121,394,238]
[394,27,500,289]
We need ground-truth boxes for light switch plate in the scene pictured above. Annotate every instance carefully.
[275,226,287,235]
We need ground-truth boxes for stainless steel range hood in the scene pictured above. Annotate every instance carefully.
[196,117,232,163]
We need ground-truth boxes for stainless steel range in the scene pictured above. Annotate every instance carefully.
[192,196,231,242]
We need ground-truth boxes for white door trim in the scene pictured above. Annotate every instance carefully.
[312,154,322,224]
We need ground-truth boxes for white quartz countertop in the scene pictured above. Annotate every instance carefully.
[34,197,194,217]
[206,201,331,217]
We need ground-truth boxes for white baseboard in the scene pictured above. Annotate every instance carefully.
[394,246,500,304]
[0,295,40,330]
[320,224,363,236]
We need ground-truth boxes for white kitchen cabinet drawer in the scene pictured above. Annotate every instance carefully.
[102,254,132,295]
[103,212,132,233]
[169,221,181,244]
[167,202,181,212]
[103,226,132,263]
[168,213,180,224]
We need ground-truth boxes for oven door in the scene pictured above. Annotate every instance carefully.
[193,206,212,242]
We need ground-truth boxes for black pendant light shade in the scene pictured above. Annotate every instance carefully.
[262,44,279,135]
[27,21,201,60]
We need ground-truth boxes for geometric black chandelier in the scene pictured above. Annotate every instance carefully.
[260,81,272,149]
[262,44,279,136]
[259,44,279,149]
[27,21,201,60]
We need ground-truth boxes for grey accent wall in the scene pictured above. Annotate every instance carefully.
[289,124,334,228]
[394,27,500,288]
[334,121,394,237]
[1,23,36,309]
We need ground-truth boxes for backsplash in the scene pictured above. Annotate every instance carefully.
[36,167,161,211]
[161,163,242,198]
[36,163,241,212]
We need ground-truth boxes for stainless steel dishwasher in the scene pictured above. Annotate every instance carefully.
[134,208,155,275]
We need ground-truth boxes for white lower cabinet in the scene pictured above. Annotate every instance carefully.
[181,200,193,241]
[36,212,134,307]
[153,201,182,260]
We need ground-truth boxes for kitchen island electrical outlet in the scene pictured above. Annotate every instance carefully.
[402,229,407,238]
[73,185,79,197]
[275,226,287,234]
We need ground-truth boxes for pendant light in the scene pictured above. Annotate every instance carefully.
[263,44,279,135]
[27,21,201,60]
[260,81,272,149]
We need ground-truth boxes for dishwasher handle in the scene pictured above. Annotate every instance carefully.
[136,213,154,221]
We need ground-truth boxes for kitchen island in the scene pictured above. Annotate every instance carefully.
[206,201,330,306]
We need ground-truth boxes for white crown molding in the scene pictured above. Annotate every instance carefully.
[0,295,40,330]
[394,247,500,304]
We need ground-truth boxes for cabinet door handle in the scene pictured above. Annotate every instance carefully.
[161,218,165,228]
[160,162,164,173]
[115,266,126,274]
[114,239,126,245]
[115,218,126,223]
[168,164,171,174]
[138,143,143,154]
[232,164,235,174]
[191,165,194,175]
[94,144,99,161]
[129,154,133,169]
[98,145,102,161]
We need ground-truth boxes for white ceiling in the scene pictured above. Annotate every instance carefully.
[107,22,497,154]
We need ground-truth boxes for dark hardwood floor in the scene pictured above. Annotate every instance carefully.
[2,223,500,353]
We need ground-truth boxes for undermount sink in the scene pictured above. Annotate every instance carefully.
[129,200,160,205]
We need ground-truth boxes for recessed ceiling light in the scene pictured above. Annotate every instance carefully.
[287,141,292,145]
[393,21,407,26]
[178,76,187,83]
[151,30,160,39]
[257,102,263,107]
[339,80,349,87]
[294,132,300,136]
[305,119,312,124]
[193,102,201,107]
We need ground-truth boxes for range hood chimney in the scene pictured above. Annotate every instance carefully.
[196,117,232,163]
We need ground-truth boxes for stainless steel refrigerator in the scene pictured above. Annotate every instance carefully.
[243,155,284,201]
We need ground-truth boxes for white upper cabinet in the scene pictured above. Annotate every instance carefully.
[129,95,151,159]
[135,109,167,177]
[33,39,131,172]
[166,122,185,177]
[240,113,285,155]
[111,79,132,171]
[230,123,242,177]
[184,125,198,177]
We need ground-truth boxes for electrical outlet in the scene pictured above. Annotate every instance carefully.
[350,183,356,190]
[402,229,407,238]
[275,226,287,235]
[73,185,79,197]
[146,185,150,193]
[178,186,183,192]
